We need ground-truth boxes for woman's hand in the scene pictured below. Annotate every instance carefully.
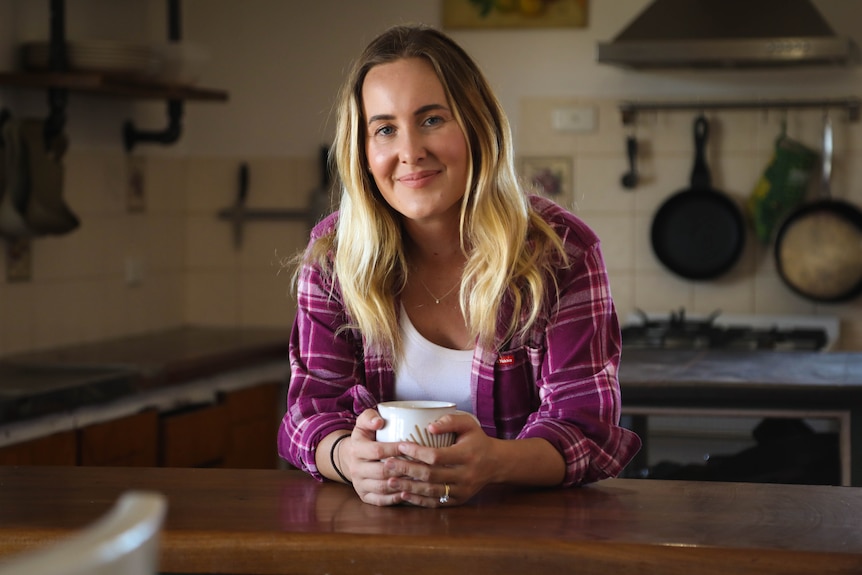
[381,412,495,507]
[336,409,408,506]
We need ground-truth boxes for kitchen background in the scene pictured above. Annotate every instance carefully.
[1,0,861,359]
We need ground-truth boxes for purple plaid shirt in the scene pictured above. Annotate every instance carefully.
[278,195,641,486]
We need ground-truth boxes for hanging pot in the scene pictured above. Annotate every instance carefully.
[650,115,746,280]
[774,115,862,302]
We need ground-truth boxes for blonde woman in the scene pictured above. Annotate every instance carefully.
[279,24,640,507]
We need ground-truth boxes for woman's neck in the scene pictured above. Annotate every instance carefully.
[402,217,464,266]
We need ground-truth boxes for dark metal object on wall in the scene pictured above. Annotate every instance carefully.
[597,0,856,69]
[217,146,334,249]
[124,0,185,151]
[650,116,746,280]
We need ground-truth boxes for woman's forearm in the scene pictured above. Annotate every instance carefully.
[489,437,566,487]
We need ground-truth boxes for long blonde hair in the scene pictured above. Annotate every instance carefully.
[306,25,565,360]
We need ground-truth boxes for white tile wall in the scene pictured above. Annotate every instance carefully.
[0,151,315,357]
[520,97,862,350]
[1,98,860,356]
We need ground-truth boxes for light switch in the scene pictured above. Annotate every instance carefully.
[552,106,597,132]
[5,238,31,282]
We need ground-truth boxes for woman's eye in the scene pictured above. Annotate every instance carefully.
[373,124,395,137]
[423,115,444,127]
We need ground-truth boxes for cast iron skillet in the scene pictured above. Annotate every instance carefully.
[774,116,862,302]
[651,116,746,280]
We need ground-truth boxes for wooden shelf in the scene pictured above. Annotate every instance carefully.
[0,71,228,102]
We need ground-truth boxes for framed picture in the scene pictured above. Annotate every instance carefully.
[519,156,573,201]
[443,0,588,29]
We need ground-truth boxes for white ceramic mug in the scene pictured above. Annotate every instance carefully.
[376,400,456,447]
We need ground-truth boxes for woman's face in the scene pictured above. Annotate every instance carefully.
[362,57,469,226]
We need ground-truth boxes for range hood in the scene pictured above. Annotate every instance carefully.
[597,0,857,69]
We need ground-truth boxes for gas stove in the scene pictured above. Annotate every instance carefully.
[621,309,839,352]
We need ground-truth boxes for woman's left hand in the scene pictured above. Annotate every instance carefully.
[381,412,497,507]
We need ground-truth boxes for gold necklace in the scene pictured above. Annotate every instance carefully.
[418,277,459,304]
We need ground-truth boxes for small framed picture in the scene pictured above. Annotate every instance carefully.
[518,156,573,201]
[443,0,588,29]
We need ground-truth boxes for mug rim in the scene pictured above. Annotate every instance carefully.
[377,400,456,410]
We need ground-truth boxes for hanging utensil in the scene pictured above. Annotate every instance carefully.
[621,132,638,189]
[230,162,249,249]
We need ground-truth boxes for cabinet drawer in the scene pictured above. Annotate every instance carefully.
[223,382,281,469]
[0,430,77,466]
[79,410,158,466]
[160,403,228,468]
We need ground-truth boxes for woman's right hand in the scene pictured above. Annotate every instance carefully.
[337,409,407,506]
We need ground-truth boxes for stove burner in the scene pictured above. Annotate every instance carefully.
[622,308,828,351]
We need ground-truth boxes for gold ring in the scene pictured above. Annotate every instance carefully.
[439,483,450,505]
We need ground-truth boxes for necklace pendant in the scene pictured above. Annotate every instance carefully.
[434,298,440,304]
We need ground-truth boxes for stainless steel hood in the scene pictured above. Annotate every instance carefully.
[597,0,857,69]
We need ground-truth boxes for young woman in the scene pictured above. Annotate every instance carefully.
[278,24,640,507]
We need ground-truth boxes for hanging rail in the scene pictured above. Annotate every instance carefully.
[619,97,861,125]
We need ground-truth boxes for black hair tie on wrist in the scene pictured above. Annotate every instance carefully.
[330,433,352,485]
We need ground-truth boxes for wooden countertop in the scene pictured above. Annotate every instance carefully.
[0,326,290,423]
[0,466,860,575]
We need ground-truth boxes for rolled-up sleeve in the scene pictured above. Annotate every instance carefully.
[277,222,379,479]
[509,199,641,486]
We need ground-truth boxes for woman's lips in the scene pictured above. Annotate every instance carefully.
[397,170,440,189]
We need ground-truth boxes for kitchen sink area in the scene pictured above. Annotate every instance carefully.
[0,363,138,422]
[0,327,290,468]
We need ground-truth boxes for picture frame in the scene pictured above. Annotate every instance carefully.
[518,156,573,201]
[443,0,588,29]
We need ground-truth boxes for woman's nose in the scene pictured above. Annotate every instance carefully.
[398,129,426,163]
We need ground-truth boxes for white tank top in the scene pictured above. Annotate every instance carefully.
[394,307,474,413]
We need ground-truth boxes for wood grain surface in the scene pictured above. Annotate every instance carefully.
[0,466,860,575]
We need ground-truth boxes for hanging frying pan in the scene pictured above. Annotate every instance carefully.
[651,116,746,280]
[774,115,862,302]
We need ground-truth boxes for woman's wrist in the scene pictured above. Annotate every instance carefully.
[330,433,352,484]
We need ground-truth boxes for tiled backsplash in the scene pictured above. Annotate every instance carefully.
[1,97,861,356]
[519,98,862,350]
[0,151,315,357]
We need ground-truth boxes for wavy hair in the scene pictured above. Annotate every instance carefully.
[306,24,565,360]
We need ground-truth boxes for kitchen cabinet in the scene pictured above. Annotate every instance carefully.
[79,409,159,467]
[222,381,282,469]
[160,381,281,469]
[160,402,228,468]
[0,429,76,465]
[0,381,281,469]
[0,327,290,469]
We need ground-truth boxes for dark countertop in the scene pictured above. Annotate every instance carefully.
[0,326,291,424]
[619,348,862,408]
[4,333,861,427]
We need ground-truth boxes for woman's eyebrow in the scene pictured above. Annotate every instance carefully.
[367,104,449,125]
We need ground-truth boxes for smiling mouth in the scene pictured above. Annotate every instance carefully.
[397,170,440,188]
